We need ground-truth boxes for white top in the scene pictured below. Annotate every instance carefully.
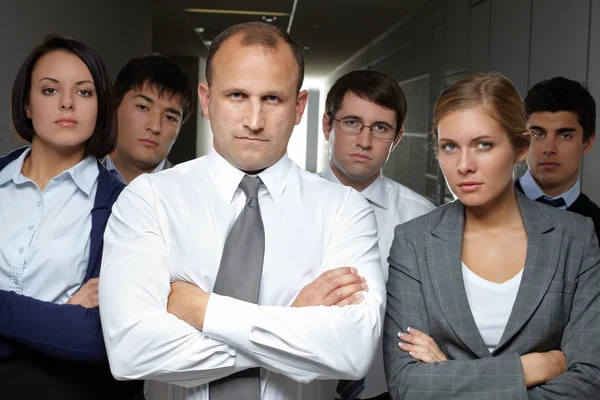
[462,262,523,353]
[320,163,435,398]
[0,147,98,304]
[99,151,386,400]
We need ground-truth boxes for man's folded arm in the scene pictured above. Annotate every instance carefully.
[99,177,258,388]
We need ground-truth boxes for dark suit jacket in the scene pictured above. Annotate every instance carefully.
[515,179,600,240]
[384,191,600,399]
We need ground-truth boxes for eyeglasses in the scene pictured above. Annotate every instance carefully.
[331,115,397,140]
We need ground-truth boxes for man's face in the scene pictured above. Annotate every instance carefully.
[526,111,595,194]
[324,92,401,186]
[198,36,308,173]
[115,83,183,169]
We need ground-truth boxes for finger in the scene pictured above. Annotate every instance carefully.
[85,278,99,287]
[324,282,368,306]
[334,292,364,307]
[312,267,358,288]
[399,343,442,363]
[398,329,436,347]
[320,275,365,302]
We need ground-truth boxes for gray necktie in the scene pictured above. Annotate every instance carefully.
[209,175,264,400]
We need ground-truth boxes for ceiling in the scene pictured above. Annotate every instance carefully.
[151,0,427,78]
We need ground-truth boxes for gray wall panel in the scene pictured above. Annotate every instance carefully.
[489,0,531,95]
[467,0,491,73]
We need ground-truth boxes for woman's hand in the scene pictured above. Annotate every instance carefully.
[66,278,99,308]
[398,327,448,363]
[520,350,566,388]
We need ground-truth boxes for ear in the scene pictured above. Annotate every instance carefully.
[198,83,210,119]
[322,113,333,141]
[583,132,596,155]
[294,90,309,125]
[390,127,404,152]
[24,103,31,119]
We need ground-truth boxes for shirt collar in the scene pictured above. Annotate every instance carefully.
[103,155,168,184]
[519,169,581,208]
[205,150,292,205]
[66,156,99,195]
[321,162,388,209]
[0,147,30,185]
[0,147,98,195]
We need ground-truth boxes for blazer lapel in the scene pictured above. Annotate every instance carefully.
[427,201,492,359]
[494,191,563,353]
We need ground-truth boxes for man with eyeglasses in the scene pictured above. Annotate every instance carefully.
[319,70,435,400]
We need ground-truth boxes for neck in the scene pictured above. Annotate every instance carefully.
[464,183,522,232]
[112,151,158,184]
[329,160,379,192]
[533,173,578,198]
[21,138,85,192]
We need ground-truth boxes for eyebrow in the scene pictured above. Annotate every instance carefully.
[38,77,94,86]
[340,115,394,126]
[437,135,495,143]
[134,93,182,117]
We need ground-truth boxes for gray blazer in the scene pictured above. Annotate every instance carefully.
[384,191,600,399]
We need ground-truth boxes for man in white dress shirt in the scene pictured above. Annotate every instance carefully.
[99,22,385,400]
[320,70,435,400]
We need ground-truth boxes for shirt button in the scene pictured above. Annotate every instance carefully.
[28,225,34,230]
[37,201,42,207]
[19,247,24,253]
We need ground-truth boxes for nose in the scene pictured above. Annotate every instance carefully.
[355,126,373,150]
[243,100,265,133]
[146,109,162,135]
[59,93,74,111]
[456,149,476,175]
[542,136,557,155]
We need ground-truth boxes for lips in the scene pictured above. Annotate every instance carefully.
[138,138,158,147]
[539,162,560,168]
[349,153,371,161]
[55,118,77,127]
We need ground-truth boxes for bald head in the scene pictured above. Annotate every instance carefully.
[205,22,305,93]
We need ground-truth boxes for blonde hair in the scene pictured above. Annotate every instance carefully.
[432,72,530,154]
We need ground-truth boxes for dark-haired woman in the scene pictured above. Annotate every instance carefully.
[0,35,141,399]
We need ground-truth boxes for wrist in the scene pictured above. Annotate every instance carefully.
[520,353,547,388]
[192,291,210,330]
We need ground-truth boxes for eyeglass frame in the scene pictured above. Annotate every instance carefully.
[329,114,399,141]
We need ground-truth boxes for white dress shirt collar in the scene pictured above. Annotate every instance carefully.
[321,162,387,210]
[0,147,97,196]
[519,169,580,208]
[205,150,292,205]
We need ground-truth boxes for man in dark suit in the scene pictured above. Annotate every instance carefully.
[103,53,194,184]
[517,77,600,239]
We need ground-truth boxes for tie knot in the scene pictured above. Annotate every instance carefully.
[239,175,262,200]
[536,195,566,208]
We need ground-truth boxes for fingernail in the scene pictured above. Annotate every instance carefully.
[409,351,416,357]
[361,276,367,283]
[398,341,406,347]
[362,283,369,291]
[355,293,364,301]
[351,267,358,274]
[407,327,413,333]
[398,332,407,338]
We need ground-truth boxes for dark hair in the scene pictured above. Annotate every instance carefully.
[432,72,530,154]
[114,53,194,123]
[325,69,407,138]
[525,77,596,141]
[206,22,305,93]
[12,34,116,159]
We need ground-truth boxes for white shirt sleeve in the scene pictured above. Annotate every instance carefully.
[99,176,257,388]
[203,189,385,383]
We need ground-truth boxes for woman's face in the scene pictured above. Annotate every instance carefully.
[437,107,526,207]
[26,50,97,153]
